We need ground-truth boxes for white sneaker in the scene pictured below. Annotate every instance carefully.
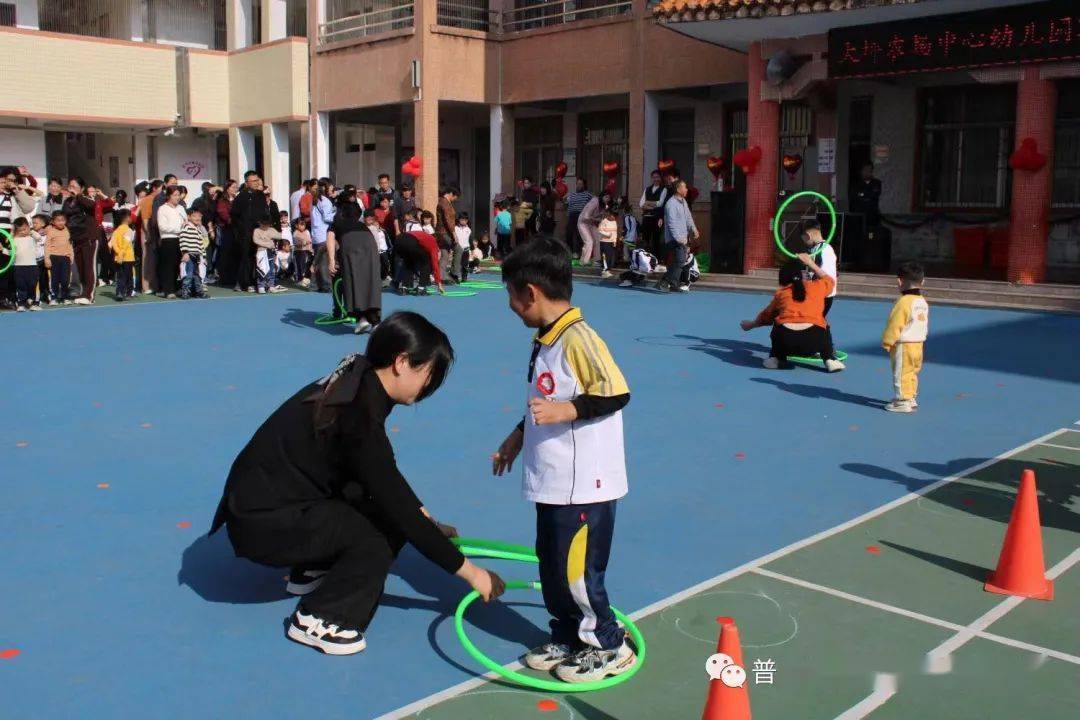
[825,359,846,372]
[48,300,58,306]
[763,357,780,369]
[555,642,637,684]
[523,642,573,671]
[15,305,25,312]
[911,398,919,408]
[300,278,311,287]
[286,608,366,656]
[74,297,92,305]
[270,285,287,293]
[97,278,105,287]
[678,284,690,293]
[247,286,256,293]
[600,270,613,279]
[29,304,41,312]
[885,399,915,413]
[256,287,266,294]
[618,279,632,287]
[353,319,373,335]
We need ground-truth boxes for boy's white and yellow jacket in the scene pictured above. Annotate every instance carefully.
[523,308,629,505]
[882,290,929,351]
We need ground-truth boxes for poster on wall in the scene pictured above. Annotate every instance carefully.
[562,149,576,178]
[817,138,836,174]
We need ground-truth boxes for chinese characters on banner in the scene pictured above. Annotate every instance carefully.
[829,0,1079,79]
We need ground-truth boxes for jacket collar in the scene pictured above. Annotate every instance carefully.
[535,307,582,346]
[901,288,923,296]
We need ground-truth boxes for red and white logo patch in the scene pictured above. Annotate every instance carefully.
[536,371,556,397]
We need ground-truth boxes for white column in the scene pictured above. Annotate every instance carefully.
[490,105,505,197]
[133,135,151,182]
[261,0,287,41]
[226,0,253,50]
[642,91,659,189]
[229,126,257,180]
[311,112,331,179]
[263,122,291,212]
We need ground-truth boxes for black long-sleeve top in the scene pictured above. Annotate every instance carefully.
[210,357,464,574]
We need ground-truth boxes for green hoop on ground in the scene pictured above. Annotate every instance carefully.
[451,538,647,692]
[441,290,478,297]
[772,191,837,259]
[314,278,356,326]
[459,280,504,290]
[455,582,645,692]
[788,349,849,366]
[0,227,13,275]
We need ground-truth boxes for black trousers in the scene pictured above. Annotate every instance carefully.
[14,266,37,305]
[49,255,71,300]
[770,324,835,362]
[116,261,134,299]
[226,500,404,629]
[37,261,49,302]
[237,230,256,290]
[74,241,97,300]
[394,233,432,288]
[600,242,616,272]
[566,212,581,255]
[157,237,180,295]
[641,218,662,256]
[97,236,115,283]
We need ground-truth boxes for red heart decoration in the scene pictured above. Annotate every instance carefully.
[604,178,617,197]
[687,185,700,203]
[602,161,620,178]
[409,155,421,169]
[657,159,676,174]
[554,162,568,179]
[782,152,803,177]
[706,156,725,179]
[553,179,568,198]
[1009,137,1047,172]
[733,146,763,174]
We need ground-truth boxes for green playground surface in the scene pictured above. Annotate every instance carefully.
[391,429,1080,720]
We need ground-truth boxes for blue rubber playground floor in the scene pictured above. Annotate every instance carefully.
[2,278,1078,719]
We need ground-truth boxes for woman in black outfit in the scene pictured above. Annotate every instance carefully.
[327,203,382,334]
[62,177,100,304]
[209,312,505,655]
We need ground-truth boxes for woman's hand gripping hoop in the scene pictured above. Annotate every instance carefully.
[450,537,646,692]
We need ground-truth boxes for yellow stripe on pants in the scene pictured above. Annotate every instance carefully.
[890,342,924,401]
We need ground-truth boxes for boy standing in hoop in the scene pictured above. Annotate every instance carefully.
[492,237,637,683]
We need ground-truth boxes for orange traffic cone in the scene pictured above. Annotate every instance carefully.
[984,469,1054,600]
[701,617,752,720]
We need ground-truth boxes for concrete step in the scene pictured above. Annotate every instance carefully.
[748,268,1080,297]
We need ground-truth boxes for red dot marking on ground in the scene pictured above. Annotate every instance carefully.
[176,521,192,529]
[866,545,881,554]
[15,441,29,448]
[961,498,975,507]
[849,425,860,432]
[536,700,559,712]
[0,649,20,659]
[97,483,110,489]
[92,401,103,408]
[140,423,152,429]
[714,403,725,409]
[734,452,746,460]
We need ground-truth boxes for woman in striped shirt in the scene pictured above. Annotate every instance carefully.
[563,178,593,258]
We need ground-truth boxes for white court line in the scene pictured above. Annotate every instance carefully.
[1038,442,1080,452]
[833,673,898,720]
[753,567,1080,668]
[375,428,1067,720]
[925,547,1080,674]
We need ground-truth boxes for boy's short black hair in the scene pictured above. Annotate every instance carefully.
[802,218,821,233]
[50,210,65,220]
[244,170,258,180]
[363,208,377,219]
[188,206,202,216]
[420,210,435,223]
[13,216,29,229]
[400,183,413,192]
[501,237,573,302]
[151,179,165,190]
[898,261,925,285]
[458,212,470,221]
[498,200,510,210]
[32,213,49,224]
[114,208,132,224]
[378,173,390,182]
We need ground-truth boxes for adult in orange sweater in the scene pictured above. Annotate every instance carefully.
[740,253,845,372]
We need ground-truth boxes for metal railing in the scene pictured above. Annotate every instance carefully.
[38,0,228,49]
[500,0,631,33]
[319,0,415,45]
[436,0,493,31]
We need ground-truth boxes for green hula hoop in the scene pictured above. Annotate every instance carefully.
[451,537,646,692]
[459,280,503,290]
[314,278,356,326]
[772,190,837,260]
[789,349,849,365]
[0,227,13,275]
[441,289,478,297]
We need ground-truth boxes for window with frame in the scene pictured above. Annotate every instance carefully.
[919,85,1015,210]
[580,111,628,197]
[515,116,562,186]
[0,3,15,26]
[1053,80,1080,209]
[659,109,694,190]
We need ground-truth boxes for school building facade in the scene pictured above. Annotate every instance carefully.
[2,0,1078,284]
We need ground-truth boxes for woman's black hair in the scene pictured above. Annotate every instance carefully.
[778,261,807,302]
[367,311,454,402]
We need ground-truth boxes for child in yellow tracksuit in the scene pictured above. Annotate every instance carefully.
[882,261,928,413]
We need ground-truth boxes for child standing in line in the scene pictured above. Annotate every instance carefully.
[31,214,49,305]
[108,209,136,302]
[882,261,929,413]
[292,218,313,286]
[279,211,293,246]
[597,208,619,279]
[178,207,210,299]
[45,211,73,305]
[494,200,513,259]
[11,218,40,311]
[454,212,473,283]
[253,215,283,294]
[492,237,637,684]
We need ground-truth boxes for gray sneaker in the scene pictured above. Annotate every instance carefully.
[884,399,915,413]
[523,642,573,671]
[555,642,637,683]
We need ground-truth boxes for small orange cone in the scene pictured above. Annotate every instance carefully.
[701,617,752,720]
[984,469,1054,600]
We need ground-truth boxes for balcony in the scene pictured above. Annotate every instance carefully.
[499,0,631,34]
[318,0,415,46]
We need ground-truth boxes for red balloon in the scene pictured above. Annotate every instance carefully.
[554,162,568,179]
[782,153,803,177]
[602,160,620,179]
[706,156,725,180]
[604,178,617,197]
[657,159,676,174]
[1009,137,1047,172]
[733,146,763,174]
[409,155,421,169]
[554,179,568,198]
[687,186,700,203]
[401,162,413,177]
